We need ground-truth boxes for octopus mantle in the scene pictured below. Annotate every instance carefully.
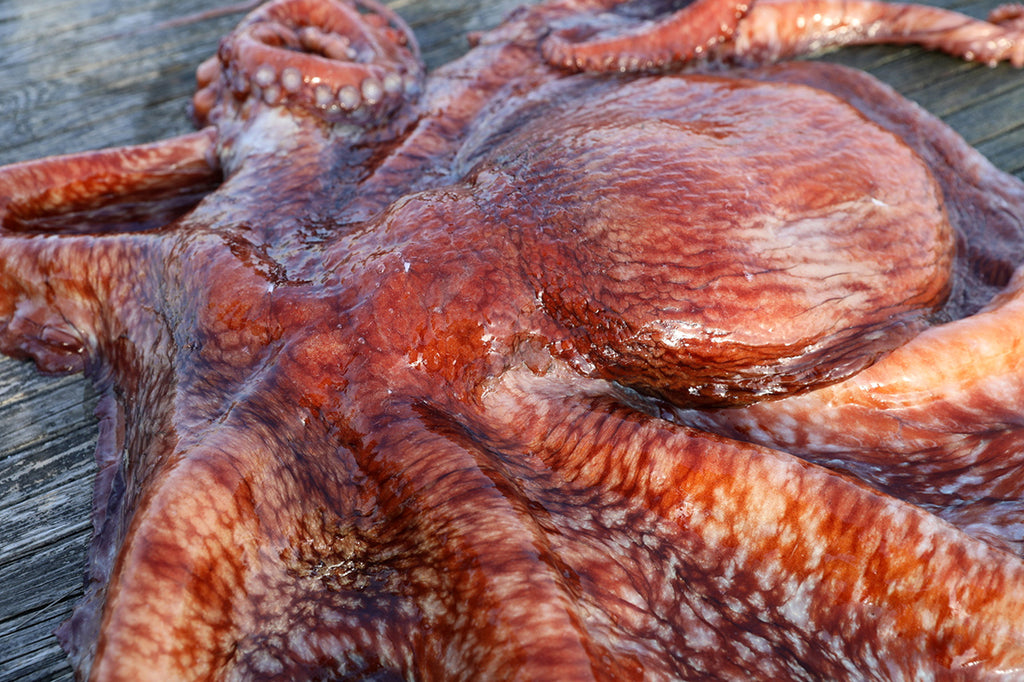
[3,0,1024,679]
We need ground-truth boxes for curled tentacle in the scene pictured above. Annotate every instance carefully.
[193,0,424,127]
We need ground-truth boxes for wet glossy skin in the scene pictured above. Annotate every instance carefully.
[3,0,1024,678]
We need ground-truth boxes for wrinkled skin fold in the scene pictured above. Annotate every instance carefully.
[2,0,1024,678]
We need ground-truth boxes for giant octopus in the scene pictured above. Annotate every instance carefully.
[3,0,1024,678]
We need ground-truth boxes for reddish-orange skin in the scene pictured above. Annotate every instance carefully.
[3,0,1024,678]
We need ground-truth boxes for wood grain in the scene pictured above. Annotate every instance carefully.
[0,0,1020,679]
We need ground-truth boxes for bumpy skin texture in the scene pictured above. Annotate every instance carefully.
[3,0,1024,678]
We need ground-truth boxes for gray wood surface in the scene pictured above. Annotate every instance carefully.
[0,0,1021,679]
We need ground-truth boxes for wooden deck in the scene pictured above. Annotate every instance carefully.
[0,0,1022,679]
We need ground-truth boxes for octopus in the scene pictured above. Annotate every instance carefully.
[3,0,1024,678]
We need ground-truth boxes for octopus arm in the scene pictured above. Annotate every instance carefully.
[0,130,219,374]
[730,0,1024,65]
[0,129,219,236]
[55,369,1024,679]
[66,395,629,680]
[542,0,751,71]
[541,0,1024,71]
[469,369,1024,677]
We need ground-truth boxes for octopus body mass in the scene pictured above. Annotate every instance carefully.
[3,0,1024,678]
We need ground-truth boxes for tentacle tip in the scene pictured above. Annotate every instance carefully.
[0,320,88,376]
[190,85,218,128]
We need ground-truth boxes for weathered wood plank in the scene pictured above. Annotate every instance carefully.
[0,0,1021,679]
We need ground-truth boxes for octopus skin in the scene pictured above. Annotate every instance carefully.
[2,0,1024,679]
